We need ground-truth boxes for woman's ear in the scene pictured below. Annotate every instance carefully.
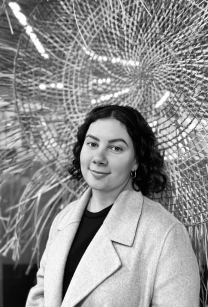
[133,159,139,171]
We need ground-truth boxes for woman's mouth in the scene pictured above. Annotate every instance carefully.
[91,169,110,174]
[90,169,110,178]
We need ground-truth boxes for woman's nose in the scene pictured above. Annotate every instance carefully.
[92,150,107,165]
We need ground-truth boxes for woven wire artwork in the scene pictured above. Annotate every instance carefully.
[14,0,208,224]
[1,0,208,283]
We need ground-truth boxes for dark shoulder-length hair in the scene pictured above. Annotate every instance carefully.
[69,104,167,196]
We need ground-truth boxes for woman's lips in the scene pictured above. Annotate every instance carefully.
[90,169,110,177]
[90,169,110,175]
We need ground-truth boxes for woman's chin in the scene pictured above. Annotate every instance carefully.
[87,180,108,191]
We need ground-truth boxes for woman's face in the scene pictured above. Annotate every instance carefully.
[80,118,138,195]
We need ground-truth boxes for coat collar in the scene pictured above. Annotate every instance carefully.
[104,182,144,246]
[57,180,144,247]
[57,186,92,230]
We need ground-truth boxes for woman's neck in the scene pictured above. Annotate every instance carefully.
[88,178,131,212]
[87,190,116,213]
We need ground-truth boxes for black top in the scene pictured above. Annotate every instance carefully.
[62,204,113,300]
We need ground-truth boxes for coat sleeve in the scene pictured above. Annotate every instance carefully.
[151,223,200,307]
[25,213,60,307]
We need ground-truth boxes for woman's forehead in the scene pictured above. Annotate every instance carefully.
[86,118,132,141]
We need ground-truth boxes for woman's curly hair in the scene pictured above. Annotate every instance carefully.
[69,104,167,196]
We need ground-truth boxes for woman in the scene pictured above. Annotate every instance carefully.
[26,104,200,307]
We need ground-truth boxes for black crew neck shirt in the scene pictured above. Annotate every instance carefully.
[62,204,113,300]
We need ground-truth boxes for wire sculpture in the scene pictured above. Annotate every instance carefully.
[0,0,208,303]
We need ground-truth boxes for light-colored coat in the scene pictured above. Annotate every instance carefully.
[26,183,200,307]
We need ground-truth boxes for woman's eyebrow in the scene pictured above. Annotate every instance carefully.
[108,138,128,146]
[86,134,99,141]
[85,134,128,146]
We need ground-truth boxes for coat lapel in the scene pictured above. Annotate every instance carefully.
[45,223,80,307]
[61,181,144,307]
[62,226,122,307]
[44,188,92,307]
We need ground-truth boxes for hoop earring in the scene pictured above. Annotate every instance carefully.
[130,170,137,178]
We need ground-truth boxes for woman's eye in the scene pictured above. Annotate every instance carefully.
[87,142,98,148]
[110,146,123,152]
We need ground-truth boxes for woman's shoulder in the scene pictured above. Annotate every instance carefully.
[141,195,183,232]
[55,198,80,221]
[49,198,80,231]
[135,195,192,253]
